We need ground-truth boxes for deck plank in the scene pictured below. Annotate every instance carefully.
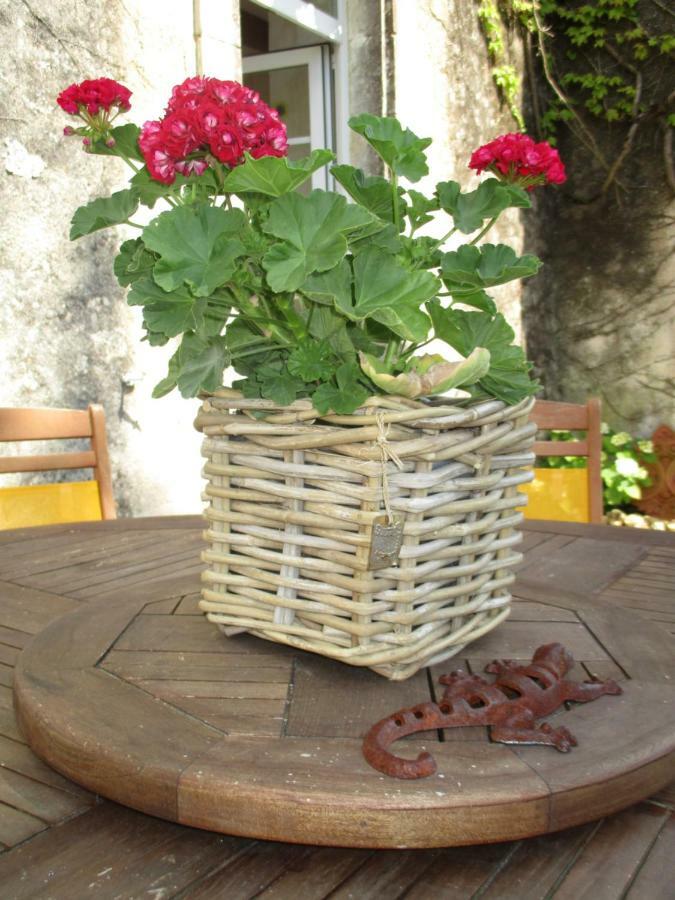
[0,803,247,897]
[626,811,675,900]
[552,803,670,899]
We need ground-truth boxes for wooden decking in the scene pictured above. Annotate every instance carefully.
[0,517,673,897]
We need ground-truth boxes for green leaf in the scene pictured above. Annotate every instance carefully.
[436,178,530,234]
[407,189,438,231]
[440,244,541,296]
[312,362,370,414]
[142,205,246,297]
[427,303,537,404]
[349,222,402,255]
[224,318,266,356]
[344,248,438,342]
[454,290,497,314]
[222,149,335,197]
[114,238,156,287]
[130,167,218,208]
[70,189,139,239]
[152,349,181,398]
[396,236,442,270]
[358,349,487,399]
[300,260,353,308]
[175,333,230,397]
[330,165,406,224]
[348,114,431,182]
[257,366,305,406]
[288,342,336,382]
[127,276,205,338]
[89,124,143,162]
[307,306,354,356]
[262,191,374,292]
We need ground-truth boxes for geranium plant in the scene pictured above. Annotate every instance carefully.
[58,75,565,414]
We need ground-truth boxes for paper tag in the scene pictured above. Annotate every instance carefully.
[368,515,404,570]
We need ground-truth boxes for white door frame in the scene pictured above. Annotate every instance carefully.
[245,0,349,170]
[243,46,329,178]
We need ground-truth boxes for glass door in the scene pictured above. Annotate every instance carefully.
[243,46,333,191]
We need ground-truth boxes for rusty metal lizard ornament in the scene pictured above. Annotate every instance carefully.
[362,643,623,780]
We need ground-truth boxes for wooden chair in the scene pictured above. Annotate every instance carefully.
[0,404,116,529]
[522,397,603,524]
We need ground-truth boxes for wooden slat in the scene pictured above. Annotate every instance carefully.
[0,802,47,848]
[102,649,292,682]
[0,735,91,798]
[552,803,669,899]
[531,399,594,431]
[254,845,373,899]
[327,849,440,899]
[403,842,513,898]
[88,404,116,519]
[0,407,91,442]
[0,766,92,824]
[0,707,24,743]
[534,439,588,456]
[516,537,646,595]
[522,519,675,547]
[0,529,182,581]
[0,803,249,898]
[0,625,31,650]
[0,582,80,635]
[0,451,96,474]
[182,839,312,899]
[23,531,203,593]
[285,653,430,739]
[478,823,599,899]
[626,812,675,899]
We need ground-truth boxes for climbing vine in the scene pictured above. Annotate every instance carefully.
[477,0,675,197]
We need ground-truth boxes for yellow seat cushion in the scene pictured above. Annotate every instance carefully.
[520,467,590,523]
[0,481,103,530]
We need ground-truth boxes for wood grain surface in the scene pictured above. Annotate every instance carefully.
[0,517,673,897]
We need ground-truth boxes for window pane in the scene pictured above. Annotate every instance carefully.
[244,66,310,140]
[307,0,338,16]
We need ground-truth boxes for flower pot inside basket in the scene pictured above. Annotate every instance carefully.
[196,391,535,680]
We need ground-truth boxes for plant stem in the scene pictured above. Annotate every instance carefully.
[125,220,143,229]
[390,169,401,232]
[383,339,398,367]
[430,226,457,253]
[401,337,433,358]
[116,151,140,175]
[469,216,498,245]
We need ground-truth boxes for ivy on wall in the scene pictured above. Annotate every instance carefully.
[477,0,675,198]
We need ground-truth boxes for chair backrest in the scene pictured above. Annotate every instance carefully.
[0,404,116,527]
[524,397,603,524]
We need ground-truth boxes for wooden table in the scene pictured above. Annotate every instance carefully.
[0,517,674,898]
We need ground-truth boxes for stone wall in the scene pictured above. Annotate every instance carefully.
[0,0,238,516]
[521,8,674,436]
[393,0,527,341]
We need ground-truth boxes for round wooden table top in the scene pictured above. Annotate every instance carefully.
[12,519,675,849]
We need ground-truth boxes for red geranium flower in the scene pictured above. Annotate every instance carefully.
[138,76,288,184]
[57,78,132,116]
[469,133,566,189]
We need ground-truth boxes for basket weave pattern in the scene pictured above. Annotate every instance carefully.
[195,392,536,680]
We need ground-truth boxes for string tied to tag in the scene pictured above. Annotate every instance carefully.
[375,413,404,525]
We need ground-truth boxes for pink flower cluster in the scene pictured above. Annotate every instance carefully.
[139,76,288,184]
[57,78,132,117]
[469,133,566,189]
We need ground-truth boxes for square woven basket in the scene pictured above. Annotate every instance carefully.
[195,391,536,680]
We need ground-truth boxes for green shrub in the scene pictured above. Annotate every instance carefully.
[538,424,656,512]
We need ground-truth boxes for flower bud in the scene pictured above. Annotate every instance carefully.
[82,137,91,147]
[63,125,75,136]
[105,137,116,148]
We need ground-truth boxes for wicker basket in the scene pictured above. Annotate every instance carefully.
[195,390,536,680]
